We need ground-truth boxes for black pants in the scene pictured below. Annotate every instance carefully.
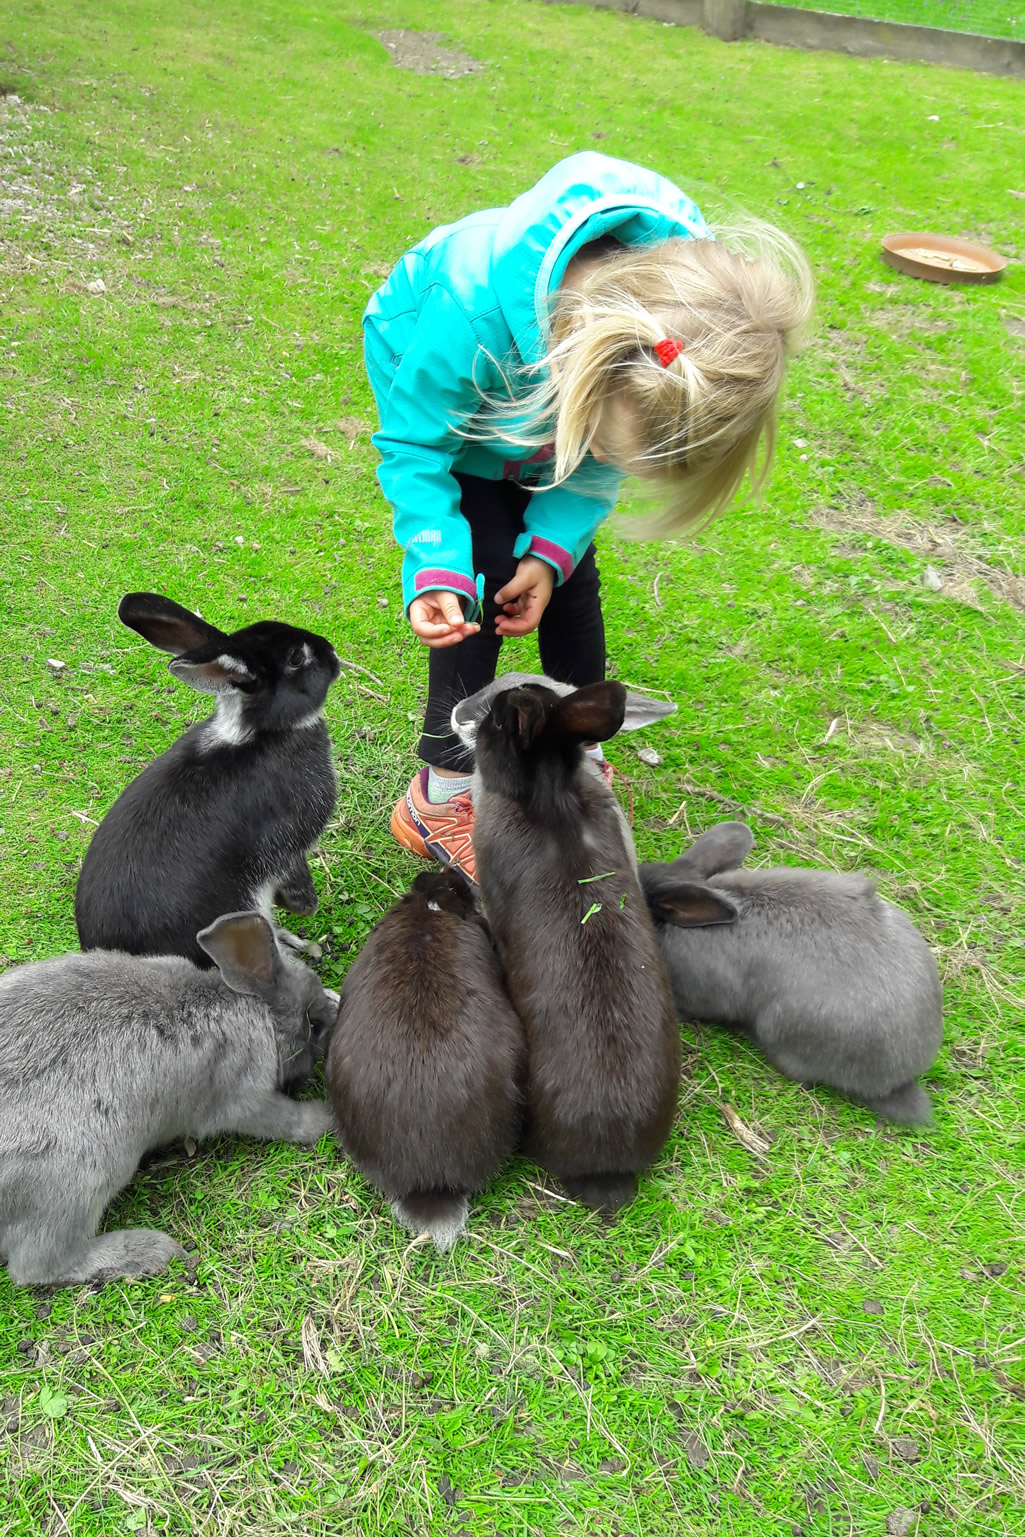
[418,474,606,771]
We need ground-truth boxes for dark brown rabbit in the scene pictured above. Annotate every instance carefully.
[452,677,681,1213]
[326,870,525,1250]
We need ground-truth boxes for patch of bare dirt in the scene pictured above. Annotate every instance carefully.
[822,326,867,360]
[867,305,953,338]
[812,500,1025,611]
[333,415,371,446]
[375,31,482,79]
[0,92,143,281]
[845,720,925,758]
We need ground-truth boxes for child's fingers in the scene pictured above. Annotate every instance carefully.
[410,593,479,642]
[495,613,540,637]
[435,593,468,628]
[423,629,472,649]
[495,597,541,636]
[494,572,530,606]
[415,618,480,644]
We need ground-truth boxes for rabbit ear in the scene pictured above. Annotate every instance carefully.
[169,653,256,694]
[118,593,226,655]
[619,691,677,732]
[551,681,627,743]
[495,688,548,749]
[648,881,739,928]
[673,822,754,879]
[196,911,281,995]
[515,693,547,749]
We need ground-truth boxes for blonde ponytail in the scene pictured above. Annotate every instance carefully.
[474,219,814,536]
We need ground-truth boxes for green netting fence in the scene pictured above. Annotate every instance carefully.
[755,1,1022,40]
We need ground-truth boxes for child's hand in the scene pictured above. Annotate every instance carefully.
[408,591,481,649]
[494,557,555,637]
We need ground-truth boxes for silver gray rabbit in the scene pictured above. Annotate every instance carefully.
[0,913,336,1288]
[639,822,942,1125]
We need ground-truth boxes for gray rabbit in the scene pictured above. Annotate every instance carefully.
[639,822,943,1125]
[0,913,336,1288]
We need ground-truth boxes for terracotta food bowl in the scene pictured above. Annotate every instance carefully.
[881,232,1006,285]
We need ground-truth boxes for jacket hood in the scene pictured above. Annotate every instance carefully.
[490,151,710,365]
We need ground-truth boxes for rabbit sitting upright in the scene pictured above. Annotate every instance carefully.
[452,676,681,1214]
[75,592,341,968]
[639,822,943,1125]
[0,913,336,1288]
[327,869,526,1251]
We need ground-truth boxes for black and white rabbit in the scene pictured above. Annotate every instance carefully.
[0,912,336,1288]
[452,676,681,1213]
[75,592,341,968]
[639,822,943,1125]
[327,870,525,1251]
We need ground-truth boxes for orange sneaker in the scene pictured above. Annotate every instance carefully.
[391,767,477,885]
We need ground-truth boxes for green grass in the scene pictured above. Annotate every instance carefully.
[755,0,1023,42]
[2,2,1024,1533]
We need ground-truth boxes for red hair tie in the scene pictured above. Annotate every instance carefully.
[654,338,684,368]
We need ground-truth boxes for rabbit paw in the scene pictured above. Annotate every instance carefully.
[296,1101,336,1144]
[277,928,324,961]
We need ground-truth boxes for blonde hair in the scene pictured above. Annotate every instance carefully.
[480,223,814,537]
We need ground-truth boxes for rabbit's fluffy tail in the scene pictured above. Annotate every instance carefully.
[561,1172,638,1213]
[857,1081,934,1127]
[391,1192,468,1253]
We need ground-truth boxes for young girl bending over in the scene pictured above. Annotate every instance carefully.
[363,152,813,883]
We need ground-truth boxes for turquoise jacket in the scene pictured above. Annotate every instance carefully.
[362,153,709,614]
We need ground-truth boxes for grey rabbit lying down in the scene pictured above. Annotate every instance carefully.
[639,822,943,1125]
[0,914,336,1288]
[327,870,526,1252]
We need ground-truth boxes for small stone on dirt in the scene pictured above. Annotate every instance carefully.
[922,565,944,591]
[679,1429,710,1469]
[637,747,661,767]
[886,1509,917,1536]
[861,1452,880,1480]
[438,1474,463,1506]
[85,278,106,295]
[862,1299,884,1315]
[891,1434,921,1463]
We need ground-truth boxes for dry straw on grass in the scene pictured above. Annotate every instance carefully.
[813,499,1025,611]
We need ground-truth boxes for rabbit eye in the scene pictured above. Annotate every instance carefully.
[286,644,311,673]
